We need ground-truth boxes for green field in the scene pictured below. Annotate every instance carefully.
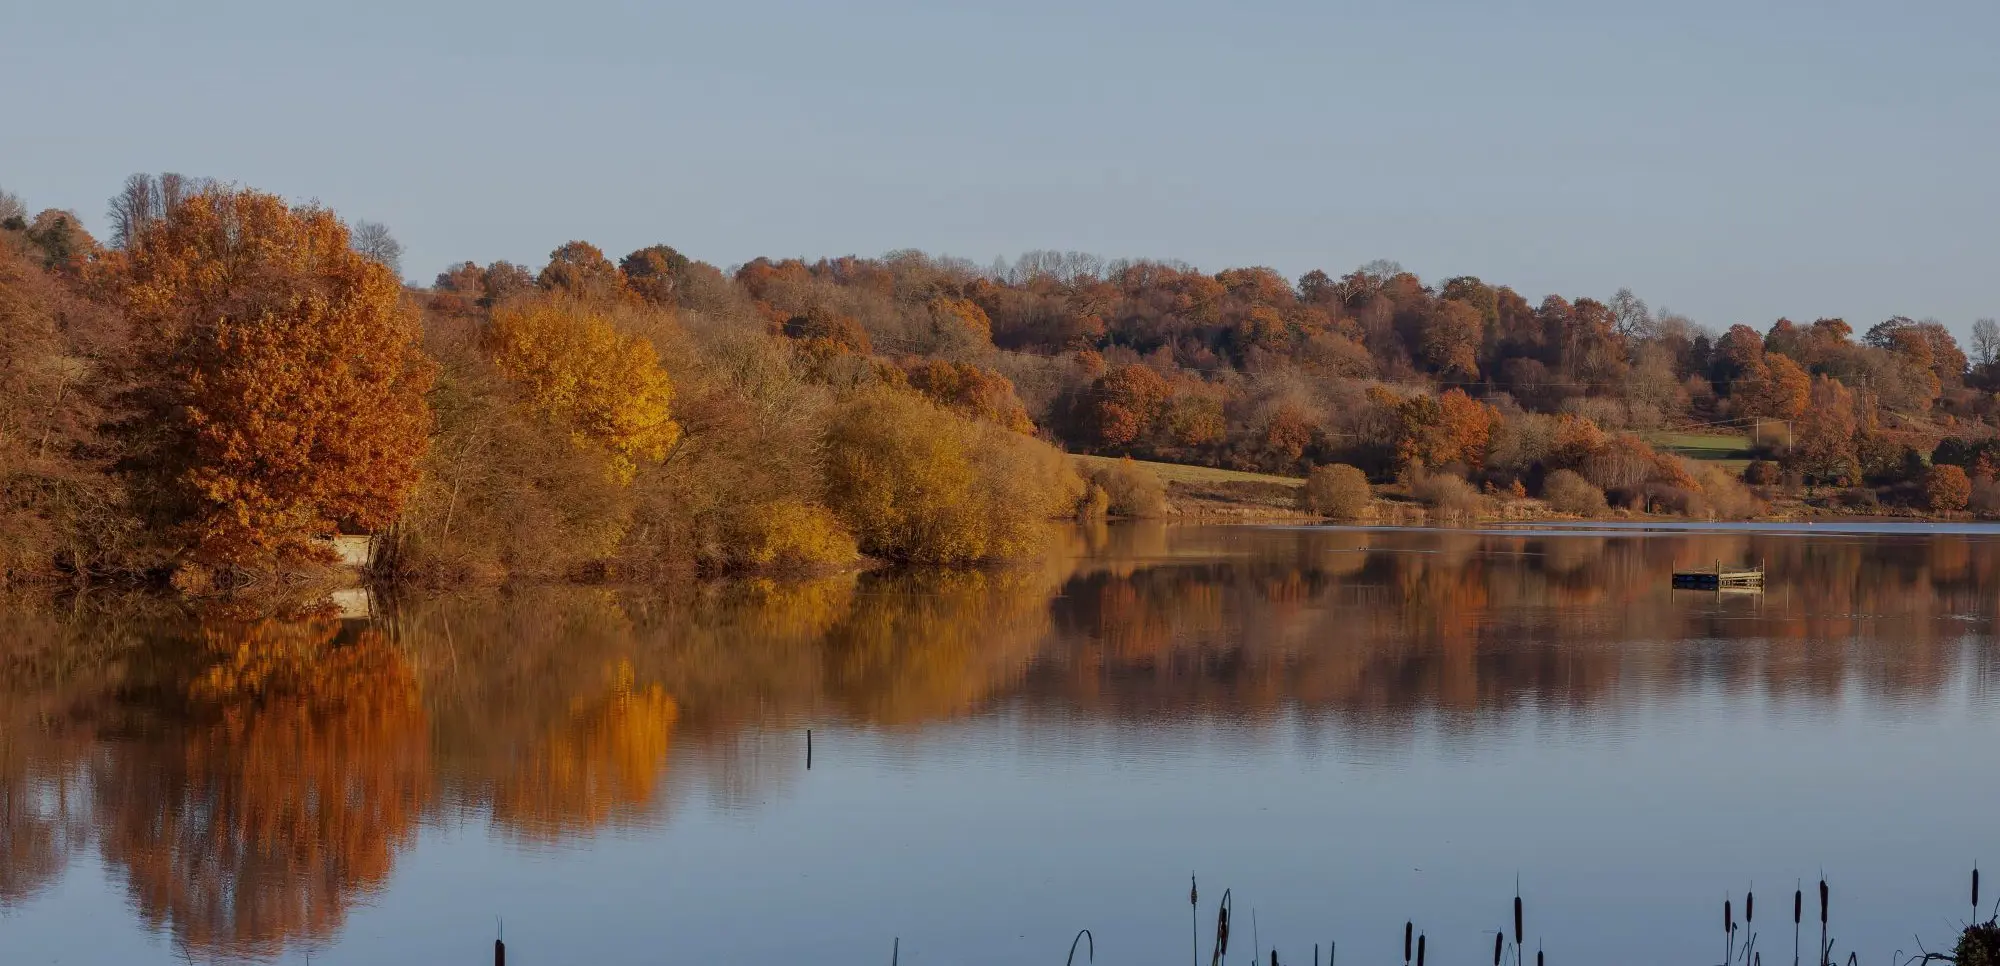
[1072,454,1303,488]
[1644,431,1756,471]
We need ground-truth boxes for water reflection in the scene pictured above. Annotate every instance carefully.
[3,524,1998,960]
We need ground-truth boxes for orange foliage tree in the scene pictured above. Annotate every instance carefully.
[537,241,629,303]
[1388,388,1498,472]
[1081,364,1170,449]
[119,188,433,569]
[900,358,1034,433]
[1926,464,1970,513]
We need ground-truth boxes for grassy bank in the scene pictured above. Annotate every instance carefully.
[1081,453,1990,526]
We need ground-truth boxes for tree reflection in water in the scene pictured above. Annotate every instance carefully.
[3,523,1999,958]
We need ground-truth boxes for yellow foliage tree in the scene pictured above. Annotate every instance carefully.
[487,300,681,483]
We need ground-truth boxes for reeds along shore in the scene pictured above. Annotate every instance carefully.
[1161,872,1999,966]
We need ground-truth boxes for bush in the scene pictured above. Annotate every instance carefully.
[1087,459,1169,518]
[1971,478,2000,518]
[1542,469,1608,516]
[1742,459,1781,486]
[729,497,858,573]
[1412,473,1485,519]
[1838,486,1881,510]
[1926,464,1971,513]
[1076,482,1111,519]
[823,386,1083,564]
[1300,464,1372,520]
[1685,459,1762,519]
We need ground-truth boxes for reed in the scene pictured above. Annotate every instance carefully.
[1726,897,1735,966]
[1208,888,1232,966]
[1190,874,1198,966]
[1404,921,1413,966]
[1818,877,1829,966]
[1065,928,1094,965]
[1416,932,1426,966]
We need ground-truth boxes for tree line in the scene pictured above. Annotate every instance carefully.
[5,173,1997,586]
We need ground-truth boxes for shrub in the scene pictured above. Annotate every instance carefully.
[1971,478,2000,518]
[1926,464,1971,513]
[729,497,858,573]
[1838,486,1881,510]
[1087,459,1169,518]
[1742,459,1781,486]
[1685,459,1762,519]
[1412,473,1485,519]
[1542,469,1608,516]
[1300,464,1372,520]
[1077,482,1111,519]
[823,386,1083,564]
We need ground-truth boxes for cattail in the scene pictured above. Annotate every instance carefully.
[1494,931,1504,966]
[1819,879,1828,926]
[1271,951,1278,966]
[1974,866,1981,912]
[1191,875,1198,906]
[1536,948,1543,966]
[494,938,505,966]
[1404,922,1413,965]
[1514,894,1524,946]
[1726,899,1734,934]
[1416,934,1426,966]
[1794,887,1802,925]
[1747,890,1754,924]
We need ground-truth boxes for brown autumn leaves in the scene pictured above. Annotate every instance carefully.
[0,182,1091,586]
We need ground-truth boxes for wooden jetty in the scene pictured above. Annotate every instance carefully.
[1671,559,1765,590]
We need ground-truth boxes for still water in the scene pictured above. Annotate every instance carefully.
[3,523,1998,965]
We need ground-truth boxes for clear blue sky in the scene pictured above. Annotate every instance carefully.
[5,0,1997,333]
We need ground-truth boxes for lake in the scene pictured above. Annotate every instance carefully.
[3,522,1997,964]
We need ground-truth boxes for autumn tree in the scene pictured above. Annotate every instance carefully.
[1079,364,1170,449]
[1926,464,1971,513]
[1732,353,1811,421]
[119,187,433,570]
[486,299,681,483]
[538,241,628,302]
[900,358,1034,433]
[1419,299,1483,378]
[1788,375,1861,483]
[618,244,690,307]
[1387,388,1497,473]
